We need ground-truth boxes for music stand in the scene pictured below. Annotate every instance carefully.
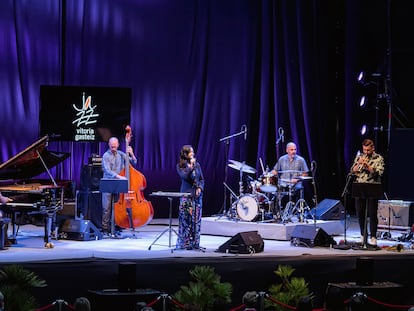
[352,182,383,250]
[148,191,192,252]
[99,178,128,238]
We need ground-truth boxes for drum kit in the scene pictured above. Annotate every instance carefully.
[225,159,313,223]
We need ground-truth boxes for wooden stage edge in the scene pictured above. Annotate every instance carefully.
[201,216,343,241]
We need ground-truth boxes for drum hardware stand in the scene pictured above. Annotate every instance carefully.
[217,125,247,217]
[256,196,274,223]
[310,161,318,226]
[238,164,245,196]
[272,190,284,222]
[382,192,394,240]
[294,196,310,223]
[281,184,296,223]
[219,182,239,221]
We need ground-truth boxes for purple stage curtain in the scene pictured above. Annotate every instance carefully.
[0,0,396,216]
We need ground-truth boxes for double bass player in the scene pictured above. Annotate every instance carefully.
[101,136,137,237]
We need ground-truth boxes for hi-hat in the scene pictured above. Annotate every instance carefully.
[228,159,256,174]
[277,170,302,174]
[279,178,296,184]
[260,172,274,177]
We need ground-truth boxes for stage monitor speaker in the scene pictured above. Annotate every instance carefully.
[80,164,103,191]
[309,199,344,220]
[290,225,336,247]
[59,219,102,241]
[217,231,264,254]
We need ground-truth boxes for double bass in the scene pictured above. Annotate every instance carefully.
[114,126,154,229]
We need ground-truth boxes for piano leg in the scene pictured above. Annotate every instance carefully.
[0,218,11,250]
[44,214,52,244]
[8,211,18,245]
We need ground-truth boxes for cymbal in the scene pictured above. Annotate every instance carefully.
[228,159,256,174]
[296,176,313,180]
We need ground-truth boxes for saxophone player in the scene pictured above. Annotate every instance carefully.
[351,139,385,245]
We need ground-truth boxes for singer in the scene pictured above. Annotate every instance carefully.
[350,139,384,246]
[176,145,205,250]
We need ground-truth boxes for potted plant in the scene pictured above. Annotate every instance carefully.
[173,265,232,311]
[0,264,47,311]
[265,264,314,310]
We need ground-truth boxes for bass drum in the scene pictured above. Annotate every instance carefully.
[236,194,259,221]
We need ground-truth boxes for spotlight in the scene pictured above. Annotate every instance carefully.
[356,71,382,86]
[359,96,367,108]
[360,124,384,136]
[357,71,365,85]
[360,124,367,135]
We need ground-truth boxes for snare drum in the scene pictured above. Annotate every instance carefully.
[236,194,260,221]
[249,180,262,194]
[259,174,277,193]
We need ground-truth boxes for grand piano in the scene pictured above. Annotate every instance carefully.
[0,135,70,246]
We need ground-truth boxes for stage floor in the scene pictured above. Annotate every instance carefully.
[1,215,412,263]
[1,216,414,311]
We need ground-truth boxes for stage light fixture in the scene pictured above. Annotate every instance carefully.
[357,71,366,85]
[360,124,384,136]
[360,124,368,136]
[359,96,367,108]
[356,71,382,86]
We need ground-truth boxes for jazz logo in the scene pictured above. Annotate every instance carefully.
[72,92,99,127]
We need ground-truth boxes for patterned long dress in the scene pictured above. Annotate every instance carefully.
[176,162,205,249]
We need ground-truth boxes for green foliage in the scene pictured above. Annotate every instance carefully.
[266,264,313,311]
[173,265,233,311]
[0,264,47,311]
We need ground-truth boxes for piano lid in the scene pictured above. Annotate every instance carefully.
[0,135,70,180]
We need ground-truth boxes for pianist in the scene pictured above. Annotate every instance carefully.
[0,192,12,204]
[0,192,12,247]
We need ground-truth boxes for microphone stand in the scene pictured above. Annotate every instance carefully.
[310,162,318,229]
[335,173,354,249]
[216,125,247,218]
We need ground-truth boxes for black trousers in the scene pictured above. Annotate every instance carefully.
[355,197,378,238]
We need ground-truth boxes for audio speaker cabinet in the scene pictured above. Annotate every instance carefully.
[377,200,414,229]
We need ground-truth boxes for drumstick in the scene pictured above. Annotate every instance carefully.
[259,157,265,174]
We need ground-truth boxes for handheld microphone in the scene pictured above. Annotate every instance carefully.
[279,127,284,143]
[241,124,247,140]
[276,127,284,144]
[189,157,196,168]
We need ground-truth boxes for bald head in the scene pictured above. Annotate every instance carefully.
[108,137,120,153]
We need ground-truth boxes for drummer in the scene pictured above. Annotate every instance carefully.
[270,141,309,199]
